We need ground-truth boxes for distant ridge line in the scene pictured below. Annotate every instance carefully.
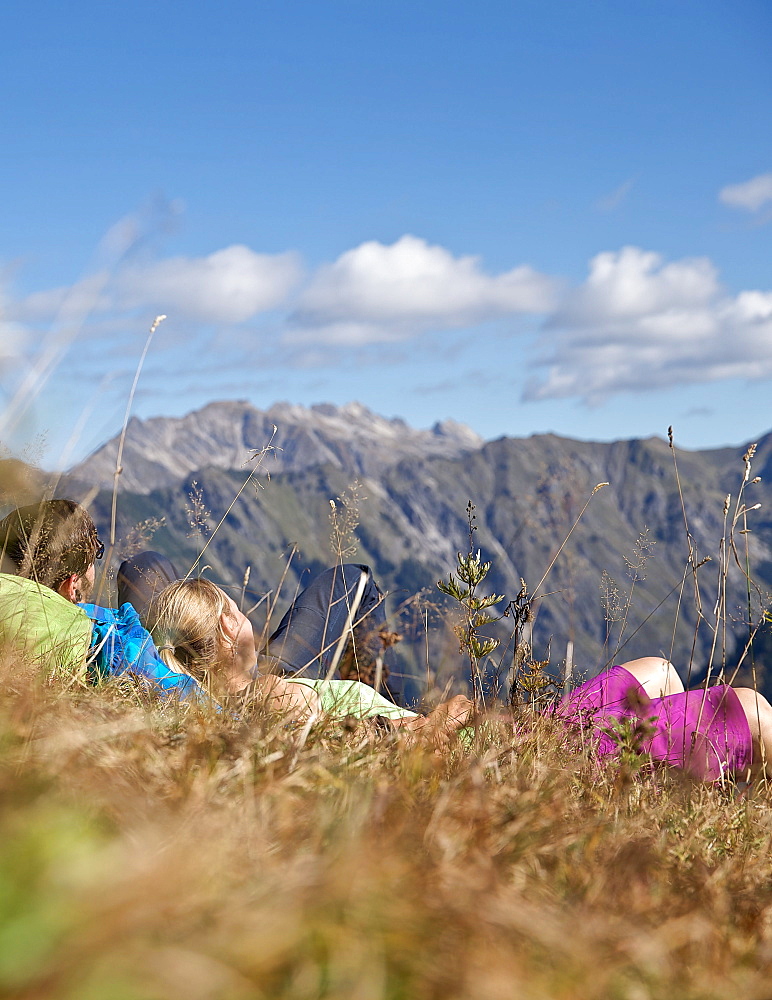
[70,399,486,494]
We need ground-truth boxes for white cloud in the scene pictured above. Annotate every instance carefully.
[284,320,406,347]
[8,245,302,328]
[7,236,558,362]
[719,173,772,212]
[11,235,772,412]
[0,277,29,364]
[288,235,557,345]
[559,247,718,320]
[526,246,772,403]
[112,245,302,323]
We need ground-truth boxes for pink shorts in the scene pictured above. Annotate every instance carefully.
[557,665,753,780]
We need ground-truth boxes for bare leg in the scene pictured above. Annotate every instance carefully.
[731,687,772,778]
[617,657,685,698]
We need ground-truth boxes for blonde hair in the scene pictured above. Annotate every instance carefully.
[152,578,233,687]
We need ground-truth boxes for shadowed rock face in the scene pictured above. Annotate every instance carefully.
[70,400,485,494]
[62,400,772,697]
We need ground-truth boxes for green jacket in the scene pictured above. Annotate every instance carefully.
[0,573,92,681]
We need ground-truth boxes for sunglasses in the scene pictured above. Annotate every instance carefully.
[95,539,105,560]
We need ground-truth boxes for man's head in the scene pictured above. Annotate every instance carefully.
[0,499,102,602]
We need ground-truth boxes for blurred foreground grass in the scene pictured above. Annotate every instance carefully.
[2,654,772,1000]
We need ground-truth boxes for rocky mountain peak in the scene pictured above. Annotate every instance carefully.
[70,400,484,494]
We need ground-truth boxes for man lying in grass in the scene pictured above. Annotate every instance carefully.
[0,500,206,699]
[0,500,472,742]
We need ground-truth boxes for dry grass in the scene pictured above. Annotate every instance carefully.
[1,654,772,1000]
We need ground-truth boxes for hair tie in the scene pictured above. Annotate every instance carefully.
[157,644,176,653]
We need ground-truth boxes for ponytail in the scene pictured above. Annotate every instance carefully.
[152,579,232,690]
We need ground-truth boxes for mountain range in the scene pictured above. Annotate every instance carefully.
[27,401,772,697]
[72,400,483,493]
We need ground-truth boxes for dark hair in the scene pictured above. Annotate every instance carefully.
[0,499,100,590]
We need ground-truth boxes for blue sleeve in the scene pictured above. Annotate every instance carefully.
[81,602,209,703]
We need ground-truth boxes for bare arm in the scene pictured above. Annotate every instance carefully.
[391,695,474,747]
[243,675,322,721]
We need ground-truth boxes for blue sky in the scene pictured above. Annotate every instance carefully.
[2,0,772,466]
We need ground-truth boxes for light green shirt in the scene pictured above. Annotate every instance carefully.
[0,573,92,682]
[286,677,419,721]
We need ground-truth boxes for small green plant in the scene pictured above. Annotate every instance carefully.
[602,713,656,778]
[437,501,504,706]
[515,651,559,707]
